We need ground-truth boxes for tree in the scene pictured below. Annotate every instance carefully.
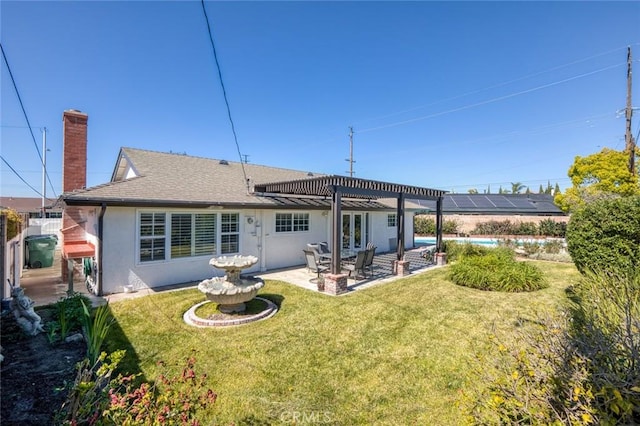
[553,182,561,196]
[566,195,640,274]
[511,182,525,194]
[538,184,544,194]
[468,188,479,194]
[545,181,553,195]
[554,148,640,213]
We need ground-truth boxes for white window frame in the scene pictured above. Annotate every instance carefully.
[275,212,310,233]
[220,213,240,254]
[387,214,397,227]
[139,212,167,263]
[137,210,237,263]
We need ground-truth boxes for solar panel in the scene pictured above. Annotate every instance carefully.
[454,196,478,208]
[443,198,457,209]
[472,196,495,208]
[488,195,515,208]
[509,198,536,209]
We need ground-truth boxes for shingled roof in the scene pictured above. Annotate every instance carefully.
[62,148,393,210]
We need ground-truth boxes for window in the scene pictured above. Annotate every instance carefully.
[140,213,166,262]
[220,213,239,254]
[170,213,217,258]
[139,211,234,262]
[195,214,216,255]
[387,214,397,227]
[171,214,192,258]
[275,212,310,233]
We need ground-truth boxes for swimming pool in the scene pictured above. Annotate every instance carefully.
[414,236,499,247]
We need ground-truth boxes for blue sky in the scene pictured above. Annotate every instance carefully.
[1,1,639,199]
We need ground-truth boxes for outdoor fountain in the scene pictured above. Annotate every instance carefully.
[183,255,277,327]
[198,255,264,313]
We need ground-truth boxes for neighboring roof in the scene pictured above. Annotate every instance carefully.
[0,197,62,213]
[62,148,393,210]
[410,193,566,216]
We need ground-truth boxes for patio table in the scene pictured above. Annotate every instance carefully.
[319,249,358,261]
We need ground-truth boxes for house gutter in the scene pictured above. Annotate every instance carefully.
[97,203,106,296]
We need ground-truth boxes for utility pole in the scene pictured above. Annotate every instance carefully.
[41,127,47,217]
[345,126,355,177]
[625,46,636,175]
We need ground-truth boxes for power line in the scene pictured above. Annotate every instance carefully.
[358,63,625,134]
[354,45,635,127]
[0,43,57,198]
[1,155,44,197]
[200,0,249,193]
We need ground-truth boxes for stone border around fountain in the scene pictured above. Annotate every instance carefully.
[183,297,278,328]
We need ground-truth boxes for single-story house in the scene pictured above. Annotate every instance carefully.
[59,110,446,295]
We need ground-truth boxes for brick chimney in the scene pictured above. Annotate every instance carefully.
[62,110,88,192]
[61,109,94,284]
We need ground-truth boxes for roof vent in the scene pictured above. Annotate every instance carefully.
[219,160,229,165]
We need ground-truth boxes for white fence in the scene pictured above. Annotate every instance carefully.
[26,218,62,241]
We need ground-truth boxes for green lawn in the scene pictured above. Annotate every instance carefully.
[106,262,579,425]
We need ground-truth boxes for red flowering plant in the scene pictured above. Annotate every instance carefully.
[57,351,217,425]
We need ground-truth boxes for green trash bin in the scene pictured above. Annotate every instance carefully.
[25,235,58,268]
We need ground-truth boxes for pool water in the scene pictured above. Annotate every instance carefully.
[415,236,498,247]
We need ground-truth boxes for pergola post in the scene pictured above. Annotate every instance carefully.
[396,192,405,261]
[436,195,444,252]
[330,187,342,275]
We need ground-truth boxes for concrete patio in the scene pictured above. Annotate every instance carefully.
[17,247,442,307]
[258,247,442,295]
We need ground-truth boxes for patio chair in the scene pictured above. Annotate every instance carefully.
[342,250,367,280]
[318,241,331,255]
[307,243,330,265]
[363,246,376,276]
[303,249,328,279]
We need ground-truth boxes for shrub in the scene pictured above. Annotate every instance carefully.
[57,351,218,425]
[414,216,436,235]
[443,219,459,234]
[522,241,541,256]
[472,220,516,235]
[497,238,518,250]
[515,221,538,236]
[469,269,640,425]
[1,208,23,241]
[538,218,567,237]
[543,239,563,254]
[449,249,547,292]
[414,216,459,235]
[468,314,597,425]
[442,241,490,262]
[566,195,640,274]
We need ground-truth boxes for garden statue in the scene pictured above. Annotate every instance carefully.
[9,283,44,336]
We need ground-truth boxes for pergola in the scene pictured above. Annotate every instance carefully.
[254,175,447,275]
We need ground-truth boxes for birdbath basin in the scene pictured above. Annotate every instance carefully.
[198,255,264,313]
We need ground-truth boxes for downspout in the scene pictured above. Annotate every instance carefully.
[97,203,106,296]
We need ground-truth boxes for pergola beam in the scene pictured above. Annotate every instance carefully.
[254,175,447,274]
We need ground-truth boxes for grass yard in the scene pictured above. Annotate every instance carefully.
[105,261,579,425]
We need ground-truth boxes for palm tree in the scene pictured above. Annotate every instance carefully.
[511,182,525,194]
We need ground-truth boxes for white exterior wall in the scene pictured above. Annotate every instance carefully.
[97,206,406,294]
[365,211,415,252]
[261,210,330,270]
